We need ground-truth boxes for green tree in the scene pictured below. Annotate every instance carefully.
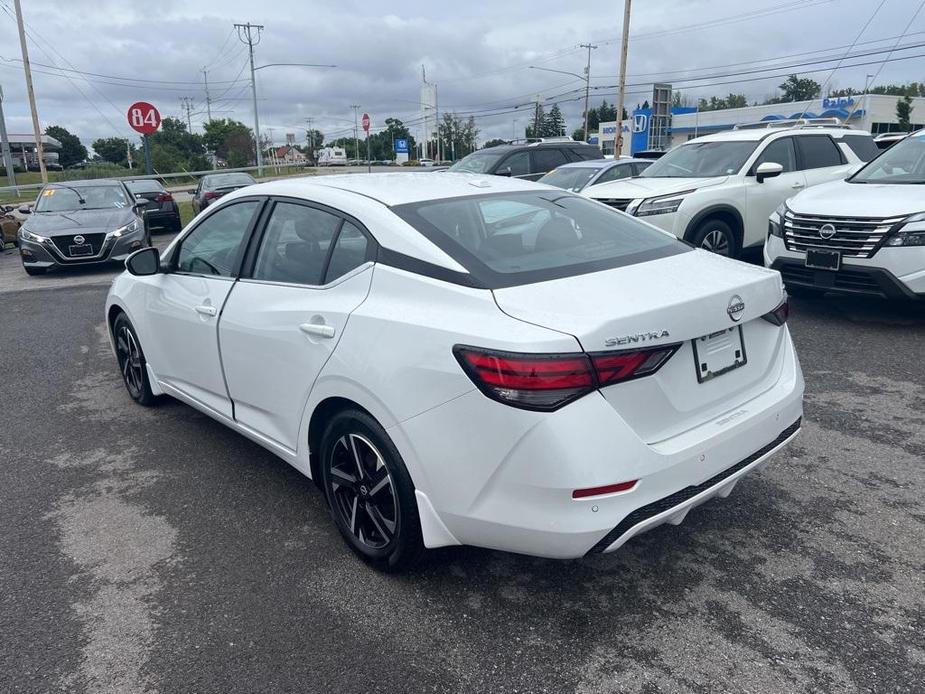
[203,118,254,167]
[437,113,479,159]
[897,95,914,131]
[91,137,131,166]
[45,125,87,168]
[778,74,821,102]
[543,104,566,137]
[571,127,586,143]
[525,103,546,139]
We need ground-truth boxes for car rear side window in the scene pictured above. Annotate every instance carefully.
[841,134,880,162]
[797,135,844,169]
[570,146,604,161]
[392,191,688,288]
[324,221,370,283]
[531,148,568,173]
[252,202,342,285]
[595,164,634,184]
[176,200,260,277]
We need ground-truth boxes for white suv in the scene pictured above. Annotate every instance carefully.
[584,124,878,258]
[766,130,925,300]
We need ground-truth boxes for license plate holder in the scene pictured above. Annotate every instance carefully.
[805,248,840,271]
[692,326,747,384]
[68,244,93,257]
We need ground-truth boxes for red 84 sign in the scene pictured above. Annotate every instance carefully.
[127,102,161,135]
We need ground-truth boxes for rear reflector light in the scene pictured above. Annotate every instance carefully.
[761,294,790,326]
[155,192,173,202]
[572,480,638,499]
[454,343,680,411]
[204,191,220,200]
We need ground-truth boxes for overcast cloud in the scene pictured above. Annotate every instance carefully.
[0,0,922,150]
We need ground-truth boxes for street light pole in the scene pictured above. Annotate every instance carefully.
[0,86,18,193]
[235,22,265,173]
[580,43,597,142]
[13,0,46,183]
[615,0,632,156]
[350,105,360,163]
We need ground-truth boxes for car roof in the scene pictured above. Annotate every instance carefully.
[551,158,646,170]
[46,178,125,188]
[689,127,871,144]
[246,172,547,207]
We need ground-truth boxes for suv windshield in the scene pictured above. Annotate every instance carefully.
[448,150,506,174]
[392,191,687,287]
[35,185,129,212]
[539,167,600,191]
[642,141,757,178]
[849,131,925,184]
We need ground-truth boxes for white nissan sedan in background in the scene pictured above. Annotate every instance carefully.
[106,173,803,571]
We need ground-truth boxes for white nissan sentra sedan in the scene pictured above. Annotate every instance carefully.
[106,173,803,571]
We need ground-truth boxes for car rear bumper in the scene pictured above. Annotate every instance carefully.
[764,235,925,299]
[391,331,804,559]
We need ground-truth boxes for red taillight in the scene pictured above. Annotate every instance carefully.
[761,294,790,326]
[572,480,638,499]
[155,192,173,202]
[204,191,220,200]
[454,343,679,411]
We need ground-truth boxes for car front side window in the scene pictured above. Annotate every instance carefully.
[753,137,797,173]
[175,200,260,277]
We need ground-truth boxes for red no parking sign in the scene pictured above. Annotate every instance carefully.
[127,101,161,135]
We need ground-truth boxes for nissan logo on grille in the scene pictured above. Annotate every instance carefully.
[727,295,745,322]
[819,223,837,240]
[73,235,85,245]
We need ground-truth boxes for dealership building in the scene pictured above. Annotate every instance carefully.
[592,93,925,157]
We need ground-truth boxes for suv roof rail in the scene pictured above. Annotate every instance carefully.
[507,136,579,145]
[734,117,852,130]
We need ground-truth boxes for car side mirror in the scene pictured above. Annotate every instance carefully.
[17,206,31,214]
[497,166,512,177]
[125,246,160,276]
[756,161,784,183]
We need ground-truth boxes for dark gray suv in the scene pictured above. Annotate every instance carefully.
[448,139,604,181]
[17,179,149,276]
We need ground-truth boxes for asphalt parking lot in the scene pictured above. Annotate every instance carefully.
[0,242,922,694]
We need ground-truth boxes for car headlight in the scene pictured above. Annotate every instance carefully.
[625,199,642,215]
[885,212,925,247]
[768,203,787,238]
[108,220,139,238]
[635,191,695,217]
[19,228,50,243]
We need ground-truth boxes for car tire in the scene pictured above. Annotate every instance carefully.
[171,216,182,233]
[785,284,826,299]
[113,313,158,406]
[692,219,738,258]
[320,409,425,572]
[23,265,46,276]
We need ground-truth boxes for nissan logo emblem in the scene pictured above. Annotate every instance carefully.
[73,235,85,245]
[819,223,837,240]
[727,294,745,322]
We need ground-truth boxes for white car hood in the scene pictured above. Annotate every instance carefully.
[787,178,922,219]
[584,176,728,200]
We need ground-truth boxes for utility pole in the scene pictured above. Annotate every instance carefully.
[533,96,541,139]
[235,22,265,173]
[580,43,597,142]
[0,86,17,193]
[13,0,46,183]
[305,117,315,164]
[615,0,632,156]
[350,105,360,163]
[202,68,212,122]
[180,97,194,132]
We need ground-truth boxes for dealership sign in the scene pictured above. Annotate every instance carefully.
[822,96,855,109]
[394,138,409,154]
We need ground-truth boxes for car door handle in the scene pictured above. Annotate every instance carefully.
[194,304,217,316]
[299,323,336,339]
[791,182,805,189]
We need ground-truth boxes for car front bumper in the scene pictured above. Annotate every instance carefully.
[764,234,925,299]
[392,330,804,559]
[19,228,147,270]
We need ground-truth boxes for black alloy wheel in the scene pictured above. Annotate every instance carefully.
[113,314,157,405]
[320,410,424,571]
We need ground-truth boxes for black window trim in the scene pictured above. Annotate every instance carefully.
[166,195,268,278]
[238,194,379,288]
[389,191,691,290]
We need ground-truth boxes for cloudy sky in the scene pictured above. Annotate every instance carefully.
[0,0,923,151]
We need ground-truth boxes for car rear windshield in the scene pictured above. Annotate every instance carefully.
[206,173,256,189]
[841,134,883,162]
[126,179,164,193]
[391,191,688,288]
[641,141,757,177]
[538,167,600,191]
